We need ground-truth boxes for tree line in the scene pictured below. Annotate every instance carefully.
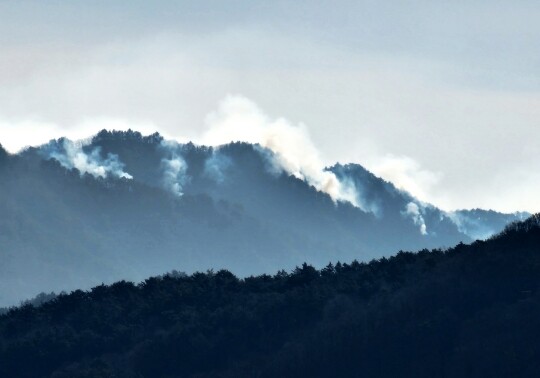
[1,216,540,377]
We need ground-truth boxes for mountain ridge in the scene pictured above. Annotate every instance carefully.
[0,129,528,306]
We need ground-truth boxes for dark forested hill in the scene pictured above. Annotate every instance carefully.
[0,130,527,306]
[1,214,539,378]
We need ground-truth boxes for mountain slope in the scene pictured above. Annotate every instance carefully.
[0,130,526,306]
[1,214,539,377]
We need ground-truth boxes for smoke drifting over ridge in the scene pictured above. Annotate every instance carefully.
[45,139,133,179]
[201,95,361,208]
[11,121,527,242]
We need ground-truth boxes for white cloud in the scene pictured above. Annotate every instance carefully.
[0,117,157,153]
[0,119,64,153]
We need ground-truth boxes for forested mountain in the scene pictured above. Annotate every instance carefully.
[1,214,539,377]
[0,130,526,306]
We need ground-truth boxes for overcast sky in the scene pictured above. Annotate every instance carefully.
[1,1,539,213]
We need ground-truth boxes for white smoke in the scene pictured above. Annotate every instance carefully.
[366,154,441,204]
[201,95,360,207]
[204,150,232,184]
[160,141,188,196]
[445,212,476,238]
[444,211,529,240]
[403,202,428,235]
[49,139,132,179]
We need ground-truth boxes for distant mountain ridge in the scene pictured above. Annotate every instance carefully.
[0,130,527,306]
[331,163,529,240]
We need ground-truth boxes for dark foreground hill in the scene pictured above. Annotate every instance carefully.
[0,130,526,306]
[1,215,539,378]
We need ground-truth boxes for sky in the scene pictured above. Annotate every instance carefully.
[0,0,539,213]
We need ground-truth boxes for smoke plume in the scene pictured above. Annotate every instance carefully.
[160,140,189,196]
[201,95,360,207]
[403,202,428,235]
[47,139,132,179]
[366,154,441,205]
[204,150,232,184]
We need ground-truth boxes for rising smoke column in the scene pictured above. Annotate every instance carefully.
[403,202,428,235]
[160,140,189,196]
[203,149,232,184]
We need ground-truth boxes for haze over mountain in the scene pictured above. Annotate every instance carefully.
[0,130,527,307]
